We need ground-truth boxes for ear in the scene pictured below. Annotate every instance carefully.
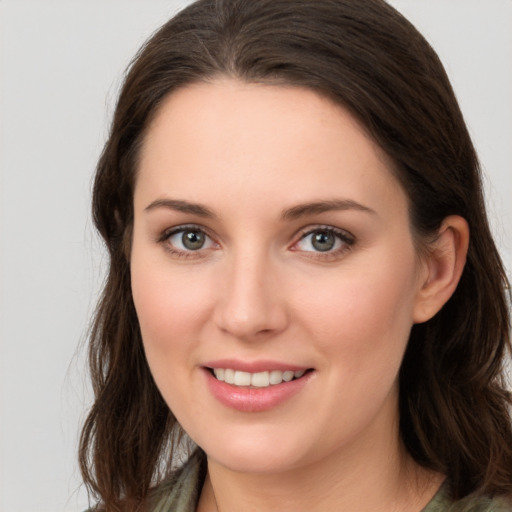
[413,215,469,324]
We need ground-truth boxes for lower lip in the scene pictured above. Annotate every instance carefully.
[204,369,313,412]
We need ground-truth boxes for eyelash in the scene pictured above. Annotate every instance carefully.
[157,224,355,260]
[291,226,355,260]
[157,224,217,259]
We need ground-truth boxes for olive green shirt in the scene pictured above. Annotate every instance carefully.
[147,451,511,512]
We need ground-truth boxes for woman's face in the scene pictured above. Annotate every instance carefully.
[131,79,428,474]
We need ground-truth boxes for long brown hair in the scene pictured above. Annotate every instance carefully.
[80,0,512,509]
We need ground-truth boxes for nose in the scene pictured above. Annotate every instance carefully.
[213,249,289,341]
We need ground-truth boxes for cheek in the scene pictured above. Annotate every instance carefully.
[130,255,215,359]
[130,263,217,419]
[293,253,419,370]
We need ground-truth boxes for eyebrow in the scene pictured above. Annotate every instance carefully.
[144,198,376,220]
[144,198,216,218]
[281,199,376,220]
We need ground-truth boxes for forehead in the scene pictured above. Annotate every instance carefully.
[136,79,406,218]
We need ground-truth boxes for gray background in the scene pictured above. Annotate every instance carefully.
[0,1,510,511]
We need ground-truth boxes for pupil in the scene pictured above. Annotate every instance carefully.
[312,231,335,252]
[182,230,204,250]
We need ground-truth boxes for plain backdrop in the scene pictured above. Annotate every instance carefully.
[0,1,510,511]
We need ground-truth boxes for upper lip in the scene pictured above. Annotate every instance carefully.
[202,359,311,373]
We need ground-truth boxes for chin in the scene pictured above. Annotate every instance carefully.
[195,427,311,474]
[208,448,304,475]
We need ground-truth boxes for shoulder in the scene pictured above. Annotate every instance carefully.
[148,449,206,512]
[423,482,512,512]
[83,450,206,512]
[449,496,512,512]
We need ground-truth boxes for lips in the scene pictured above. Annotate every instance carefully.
[203,360,314,412]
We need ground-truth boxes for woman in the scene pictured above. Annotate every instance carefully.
[80,0,512,510]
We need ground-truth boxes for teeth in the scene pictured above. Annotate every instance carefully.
[269,370,283,385]
[212,368,308,387]
[234,371,252,386]
[213,368,225,381]
[251,371,270,387]
[282,370,294,382]
[224,368,235,384]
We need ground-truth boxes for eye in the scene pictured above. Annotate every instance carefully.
[293,227,354,254]
[161,226,216,254]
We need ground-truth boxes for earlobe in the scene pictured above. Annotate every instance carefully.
[413,215,469,324]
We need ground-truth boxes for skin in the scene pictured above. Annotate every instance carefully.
[130,79,468,511]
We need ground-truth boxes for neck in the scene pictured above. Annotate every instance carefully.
[197,413,443,512]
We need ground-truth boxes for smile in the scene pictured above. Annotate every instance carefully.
[211,368,307,388]
[205,365,315,412]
